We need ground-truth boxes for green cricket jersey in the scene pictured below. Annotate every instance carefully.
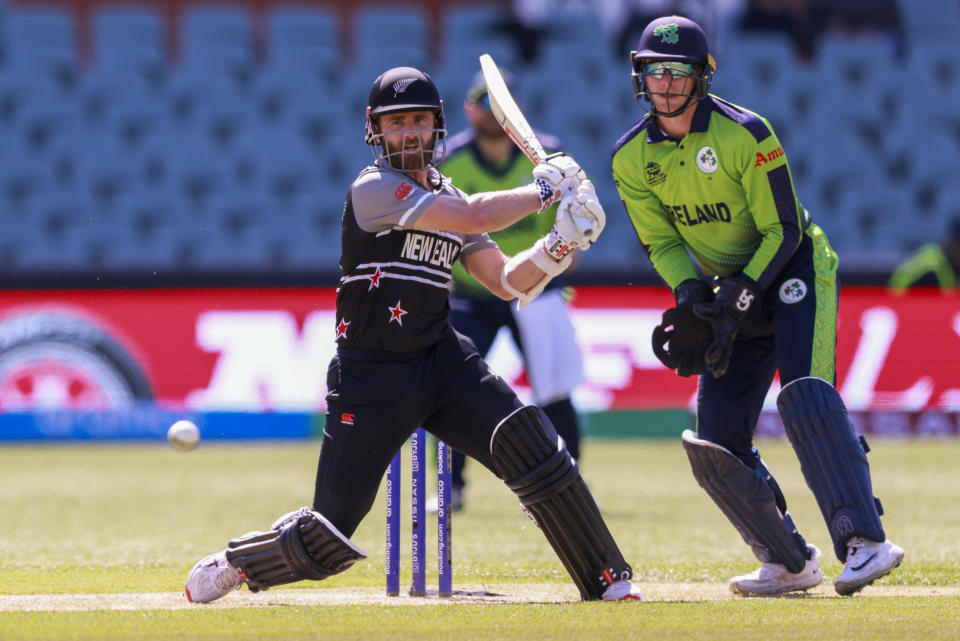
[612,95,808,292]
[439,129,560,297]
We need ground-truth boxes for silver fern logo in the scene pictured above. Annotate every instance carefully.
[392,78,415,97]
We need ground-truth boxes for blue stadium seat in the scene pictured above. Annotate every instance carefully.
[444,4,507,44]
[268,5,338,51]
[265,5,341,92]
[75,61,161,130]
[230,131,320,206]
[71,141,140,212]
[253,65,338,127]
[180,5,255,81]
[798,125,882,216]
[440,4,516,75]
[0,139,52,214]
[904,134,960,193]
[0,69,64,129]
[1,6,76,81]
[165,136,230,211]
[0,74,79,152]
[816,33,898,89]
[720,33,798,89]
[898,0,960,43]
[354,5,428,50]
[903,41,960,90]
[104,93,169,150]
[281,192,344,267]
[351,6,430,76]
[834,184,916,253]
[16,194,101,271]
[91,5,165,71]
[931,183,960,230]
[166,68,244,129]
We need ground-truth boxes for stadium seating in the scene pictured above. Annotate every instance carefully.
[0,0,952,277]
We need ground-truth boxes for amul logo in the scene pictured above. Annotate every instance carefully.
[654,23,679,44]
[754,146,785,167]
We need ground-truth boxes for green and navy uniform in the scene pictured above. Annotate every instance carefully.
[438,129,584,490]
[612,95,840,465]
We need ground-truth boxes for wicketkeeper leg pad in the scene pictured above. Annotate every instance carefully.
[490,405,632,600]
[777,377,885,561]
[682,429,810,573]
[225,507,367,592]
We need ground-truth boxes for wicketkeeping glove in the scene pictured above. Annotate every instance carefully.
[651,279,714,377]
[692,275,760,378]
[532,152,586,211]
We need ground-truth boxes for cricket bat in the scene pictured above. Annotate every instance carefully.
[479,53,548,164]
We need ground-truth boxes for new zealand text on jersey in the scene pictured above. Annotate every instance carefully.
[660,201,732,227]
[400,232,461,269]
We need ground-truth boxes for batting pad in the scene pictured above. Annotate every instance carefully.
[777,377,885,561]
[225,507,367,592]
[490,405,632,600]
[682,430,810,573]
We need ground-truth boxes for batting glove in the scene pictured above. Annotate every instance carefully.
[532,152,586,211]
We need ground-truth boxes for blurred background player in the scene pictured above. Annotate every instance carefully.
[430,70,585,513]
[888,216,960,293]
[611,15,904,597]
[185,66,641,604]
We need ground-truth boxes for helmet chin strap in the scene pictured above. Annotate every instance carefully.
[649,94,698,118]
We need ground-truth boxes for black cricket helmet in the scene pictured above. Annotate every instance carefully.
[630,16,717,114]
[365,67,447,171]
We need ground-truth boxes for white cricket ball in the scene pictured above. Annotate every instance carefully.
[167,420,201,451]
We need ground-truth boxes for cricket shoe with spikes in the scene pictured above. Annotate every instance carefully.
[730,544,823,597]
[834,537,904,596]
[601,579,643,601]
[185,550,242,603]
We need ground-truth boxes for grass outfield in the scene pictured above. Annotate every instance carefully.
[0,437,958,640]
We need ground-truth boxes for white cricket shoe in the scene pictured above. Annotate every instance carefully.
[729,544,823,597]
[834,537,904,596]
[425,486,464,514]
[185,550,242,604]
[601,579,643,601]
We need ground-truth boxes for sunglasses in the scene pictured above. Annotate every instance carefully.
[641,61,696,78]
[470,91,491,109]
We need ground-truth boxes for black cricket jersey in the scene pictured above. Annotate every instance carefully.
[335,164,496,353]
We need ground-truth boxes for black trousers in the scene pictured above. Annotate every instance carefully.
[313,327,523,537]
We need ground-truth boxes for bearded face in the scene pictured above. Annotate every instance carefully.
[368,109,444,173]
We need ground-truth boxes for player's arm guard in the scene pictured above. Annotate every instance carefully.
[500,238,573,311]
[490,406,633,600]
[224,507,367,592]
[692,275,759,377]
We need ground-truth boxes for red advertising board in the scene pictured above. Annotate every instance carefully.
[0,286,955,415]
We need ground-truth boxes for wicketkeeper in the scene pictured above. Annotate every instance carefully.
[612,16,904,596]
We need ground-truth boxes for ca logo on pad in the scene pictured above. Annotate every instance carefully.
[779,278,807,304]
